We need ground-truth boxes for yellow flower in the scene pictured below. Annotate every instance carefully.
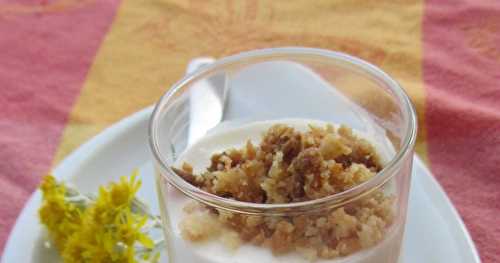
[115,208,154,248]
[110,172,141,207]
[39,172,160,263]
[39,175,82,250]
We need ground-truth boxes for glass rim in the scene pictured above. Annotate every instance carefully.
[149,47,418,215]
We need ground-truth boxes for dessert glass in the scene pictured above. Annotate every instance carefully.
[149,47,417,263]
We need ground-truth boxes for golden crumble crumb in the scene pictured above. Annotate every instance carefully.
[180,210,221,241]
[221,231,242,251]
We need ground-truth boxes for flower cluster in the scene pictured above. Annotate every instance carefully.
[39,172,162,263]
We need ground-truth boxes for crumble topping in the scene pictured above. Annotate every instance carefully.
[175,124,394,260]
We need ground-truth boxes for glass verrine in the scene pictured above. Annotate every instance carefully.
[149,47,417,263]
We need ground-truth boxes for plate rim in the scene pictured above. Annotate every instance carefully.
[2,106,481,263]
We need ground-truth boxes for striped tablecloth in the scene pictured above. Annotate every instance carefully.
[1,1,498,262]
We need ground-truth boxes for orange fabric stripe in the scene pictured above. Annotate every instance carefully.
[53,0,426,165]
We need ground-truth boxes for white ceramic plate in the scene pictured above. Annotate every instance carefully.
[2,58,481,263]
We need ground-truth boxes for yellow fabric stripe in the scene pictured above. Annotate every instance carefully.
[53,0,426,165]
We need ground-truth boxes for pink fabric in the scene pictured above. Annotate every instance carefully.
[0,0,119,252]
[424,1,500,262]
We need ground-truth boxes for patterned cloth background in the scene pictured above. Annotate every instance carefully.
[1,0,499,262]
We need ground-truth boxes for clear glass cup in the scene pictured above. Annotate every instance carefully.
[149,47,417,263]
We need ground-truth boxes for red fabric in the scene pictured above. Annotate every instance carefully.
[0,0,119,252]
[424,1,500,262]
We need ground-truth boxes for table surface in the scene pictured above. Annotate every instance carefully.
[1,1,498,262]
